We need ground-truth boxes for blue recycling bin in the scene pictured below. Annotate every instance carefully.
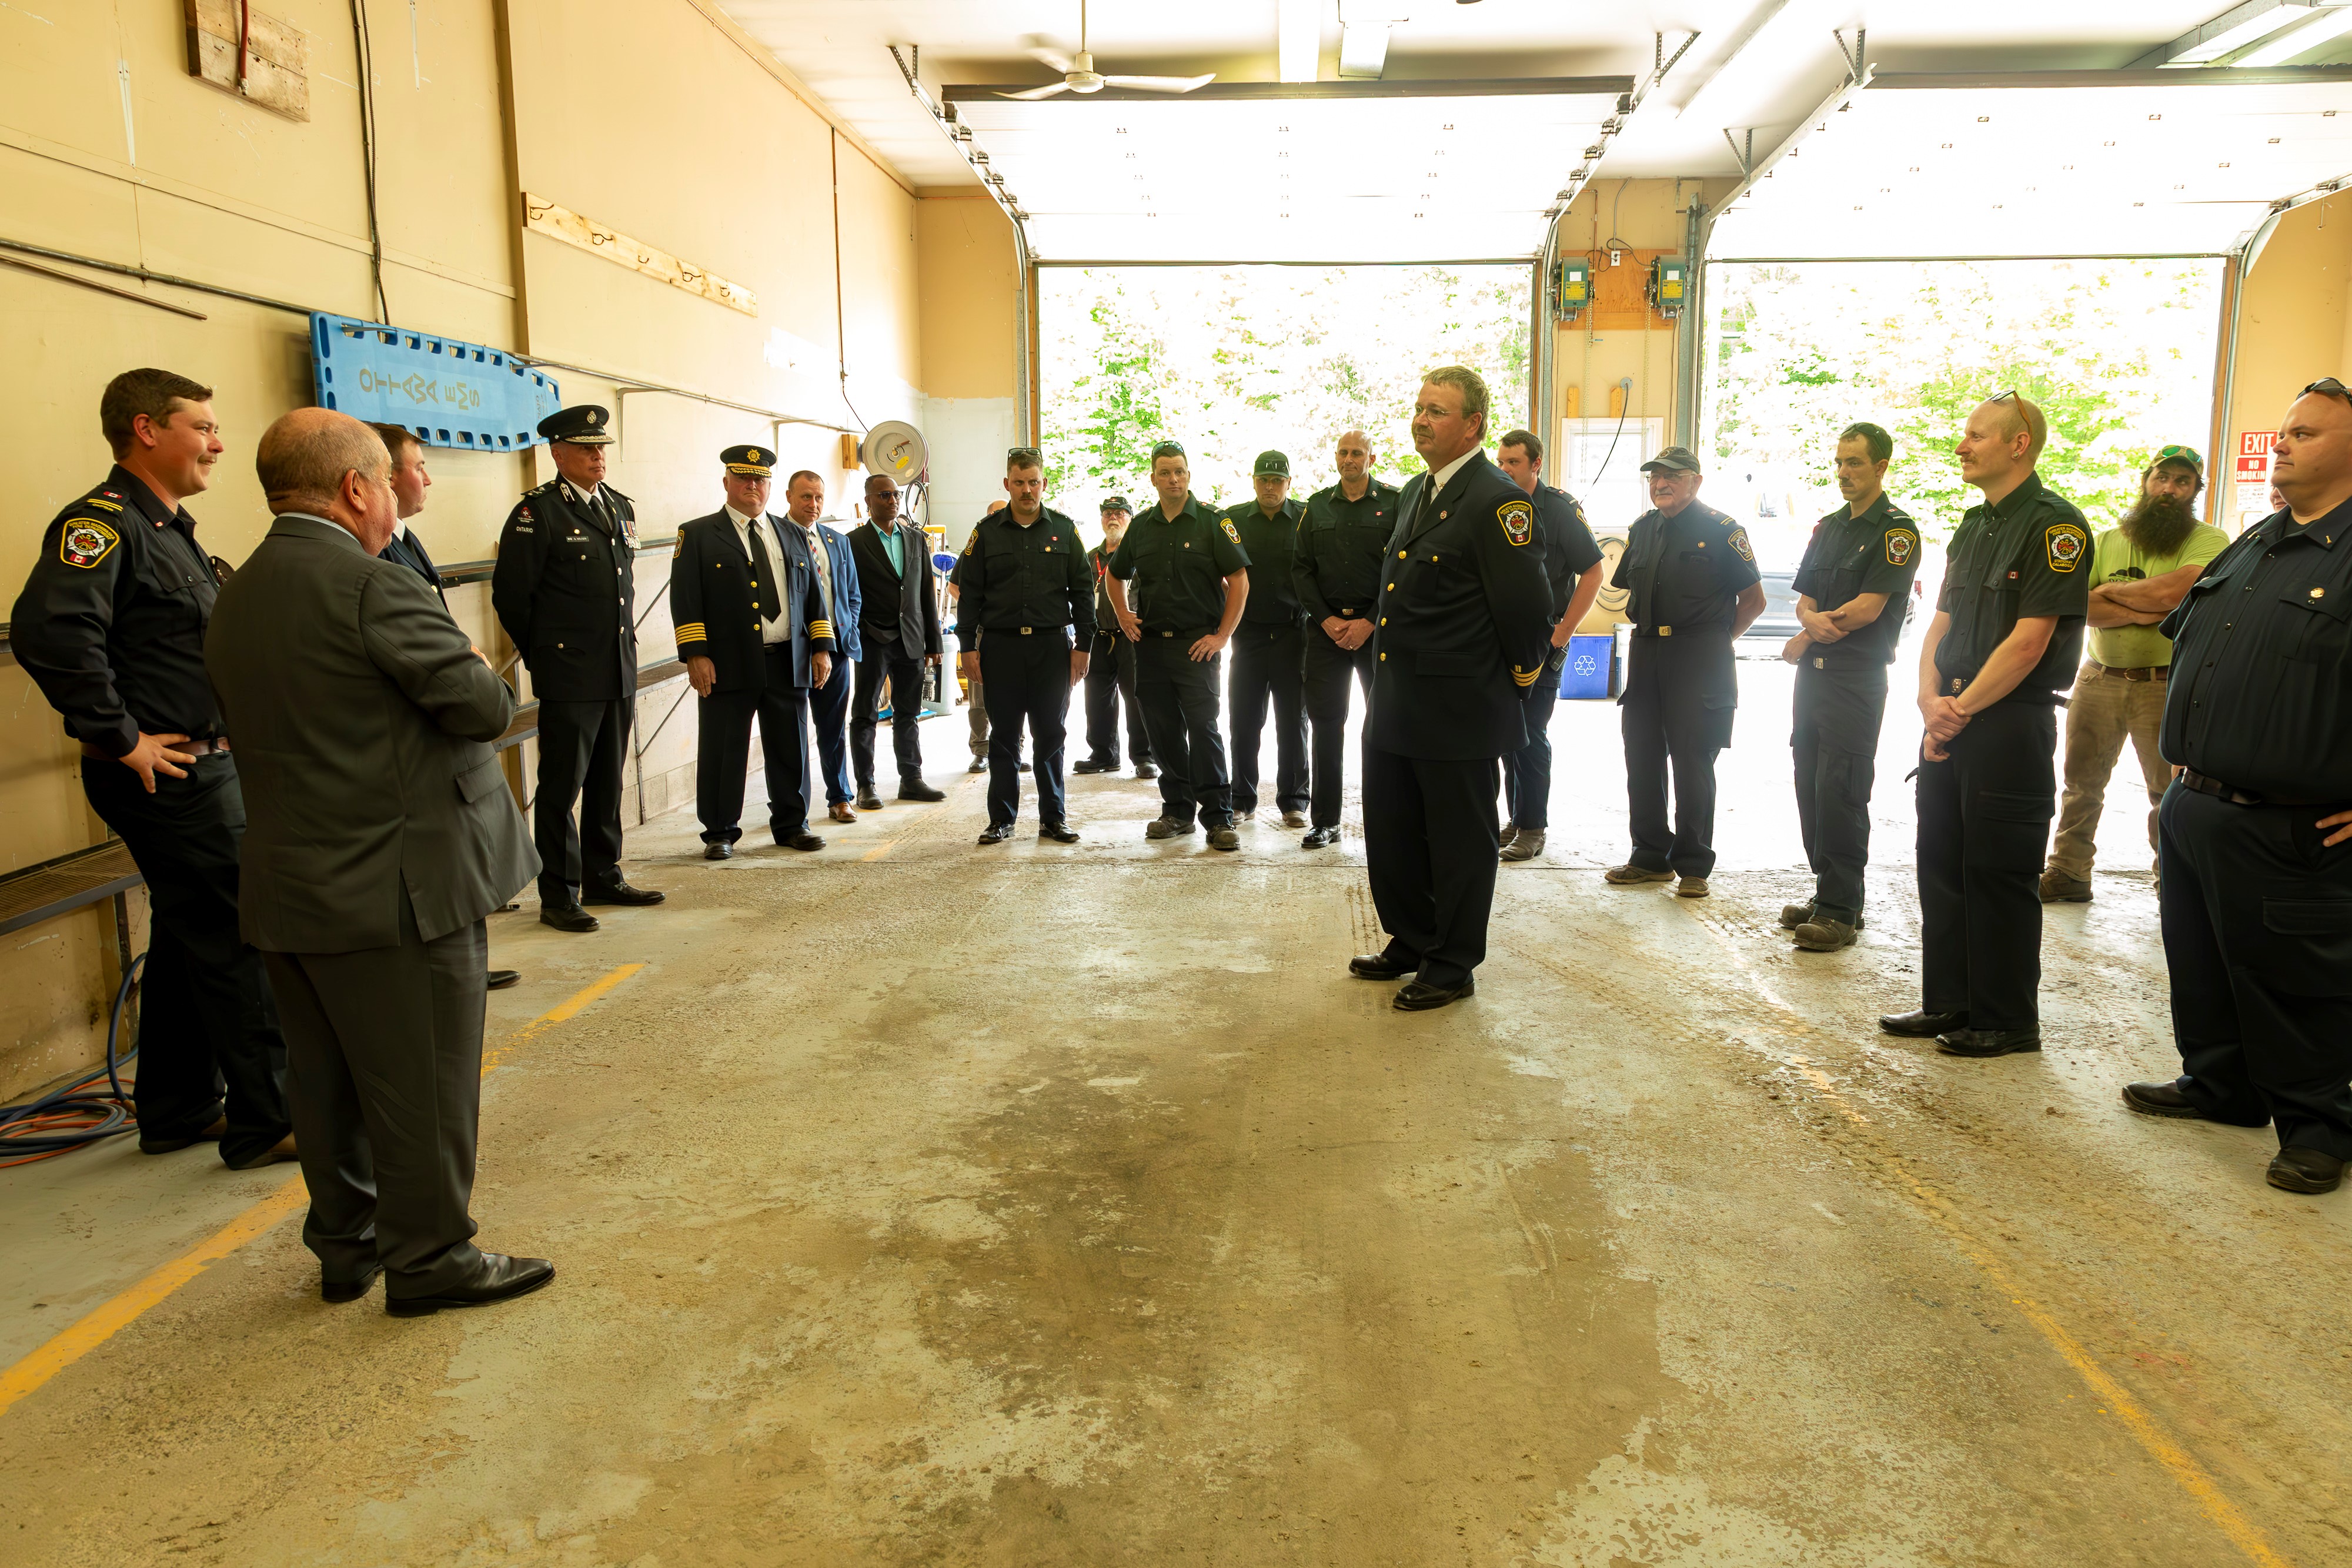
[1559,633,1613,700]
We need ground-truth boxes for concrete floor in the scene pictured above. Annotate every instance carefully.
[3,657,2348,1567]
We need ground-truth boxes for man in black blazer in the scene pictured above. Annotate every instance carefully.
[846,472,946,809]
[491,404,664,932]
[367,422,520,989]
[208,409,549,1316]
[670,446,837,858]
[1352,368,1554,1011]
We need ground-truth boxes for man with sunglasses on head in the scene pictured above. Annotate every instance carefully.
[1105,440,1252,850]
[950,447,1094,845]
[2124,379,2352,1196]
[1882,390,2089,1061]
[2039,446,2227,904]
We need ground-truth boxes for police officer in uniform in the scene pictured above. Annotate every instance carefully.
[1605,448,1766,898]
[1778,422,1921,951]
[1294,429,1399,849]
[2126,380,2352,1195]
[670,444,836,858]
[1494,429,1605,862]
[951,447,1095,844]
[10,367,293,1169]
[1349,367,1553,1011]
[1075,496,1155,778]
[1220,451,1311,828]
[1105,441,1252,851]
[1880,392,2088,1058]
[492,405,664,930]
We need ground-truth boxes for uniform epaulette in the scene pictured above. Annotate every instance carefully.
[525,478,561,497]
[604,486,633,505]
[71,490,126,514]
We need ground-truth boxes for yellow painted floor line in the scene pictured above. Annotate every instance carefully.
[1681,909,2294,1568]
[0,962,645,1422]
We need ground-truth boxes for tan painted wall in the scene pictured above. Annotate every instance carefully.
[917,194,1020,400]
[0,0,931,1101]
[2227,194,2352,529]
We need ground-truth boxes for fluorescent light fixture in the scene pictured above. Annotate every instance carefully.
[1278,0,1321,84]
[2241,4,2352,65]
[1338,24,1391,79]
[2155,1,2317,66]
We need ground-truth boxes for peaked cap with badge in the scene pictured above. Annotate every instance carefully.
[537,404,614,446]
[723,444,774,476]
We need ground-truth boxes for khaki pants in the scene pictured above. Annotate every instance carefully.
[2047,661,2169,878]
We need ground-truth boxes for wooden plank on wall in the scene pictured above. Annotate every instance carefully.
[183,0,310,122]
[1578,248,1678,332]
[521,192,759,317]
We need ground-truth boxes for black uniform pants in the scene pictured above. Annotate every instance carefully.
[1228,621,1308,817]
[811,656,854,805]
[697,654,813,843]
[82,752,290,1167]
[265,901,489,1296]
[534,697,629,900]
[1365,746,1502,991]
[1302,630,1376,829]
[851,638,927,788]
[2158,782,2352,1158]
[1135,633,1231,827]
[1620,640,1736,878]
[1502,661,1565,831]
[980,630,1073,828]
[1792,661,1890,924]
[1083,631,1151,766]
[1916,701,2056,1032]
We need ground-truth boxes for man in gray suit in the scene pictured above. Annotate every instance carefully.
[206,408,552,1317]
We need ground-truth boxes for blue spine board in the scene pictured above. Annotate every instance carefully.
[309,313,561,451]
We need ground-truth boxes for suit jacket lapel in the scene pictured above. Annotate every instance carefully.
[1405,462,1472,548]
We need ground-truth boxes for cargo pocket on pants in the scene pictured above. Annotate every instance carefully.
[1833,750,1877,810]
[1969,787,2051,873]
[2249,898,2352,997]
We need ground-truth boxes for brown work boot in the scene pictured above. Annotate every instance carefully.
[2039,868,2093,903]
[1605,863,1673,885]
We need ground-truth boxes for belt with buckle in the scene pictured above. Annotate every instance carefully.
[2180,769,2348,809]
[84,736,229,760]
[2089,661,2168,683]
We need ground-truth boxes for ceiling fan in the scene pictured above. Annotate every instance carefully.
[999,0,1215,100]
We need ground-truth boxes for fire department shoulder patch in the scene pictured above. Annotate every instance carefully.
[1497,497,1535,546]
[1220,518,1243,547]
[1728,526,1755,563]
[1886,527,1918,567]
[2045,522,2087,573]
[60,517,118,569]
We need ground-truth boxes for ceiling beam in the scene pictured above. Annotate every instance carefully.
[2129,1,2323,68]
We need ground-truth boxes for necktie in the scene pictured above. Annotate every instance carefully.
[746,517,777,624]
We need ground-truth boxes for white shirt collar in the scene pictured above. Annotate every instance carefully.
[724,504,761,530]
[564,481,601,507]
[1428,447,1478,495]
[390,520,408,540]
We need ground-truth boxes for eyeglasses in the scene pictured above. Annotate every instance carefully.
[1006,446,1042,464]
[2303,377,2351,403]
[2152,443,2203,470]
[1148,440,1187,460]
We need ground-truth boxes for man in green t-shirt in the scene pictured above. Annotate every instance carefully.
[2041,447,2229,901]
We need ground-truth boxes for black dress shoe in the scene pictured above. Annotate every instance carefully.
[1935,1027,2043,1058]
[777,830,826,851]
[977,823,1015,845]
[1038,823,1080,843]
[2267,1146,2346,1194]
[2120,1080,2269,1125]
[1017,761,1033,773]
[1394,977,1475,1011]
[138,1114,228,1155]
[582,880,665,906]
[854,788,886,811]
[485,969,521,991]
[386,1253,556,1318]
[1302,825,1339,849]
[1879,1009,1966,1038]
[323,1263,383,1304]
[540,901,600,933]
[898,780,946,802]
[1071,759,1111,774]
[1135,762,1158,779]
[704,841,734,861]
[1348,952,1415,981]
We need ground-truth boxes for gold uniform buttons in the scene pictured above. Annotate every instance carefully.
[1397,550,1406,559]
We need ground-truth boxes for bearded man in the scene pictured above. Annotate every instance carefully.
[2040,447,2229,902]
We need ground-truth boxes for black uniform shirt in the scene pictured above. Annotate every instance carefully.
[1218,496,1306,624]
[1790,492,1923,667]
[1532,483,1604,620]
[1933,472,2089,702]
[1106,493,1251,634]
[490,477,639,702]
[9,465,223,757]
[1088,541,1120,630]
[1293,478,1400,621]
[950,506,1095,649]
[2161,498,2352,799]
[1612,500,1762,635]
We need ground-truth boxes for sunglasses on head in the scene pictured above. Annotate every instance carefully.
[2151,443,2203,470]
[1149,440,1187,460]
[2303,377,2351,403]
[1006,446,1042,464]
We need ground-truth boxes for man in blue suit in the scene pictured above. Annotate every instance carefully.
[780,470,863,826]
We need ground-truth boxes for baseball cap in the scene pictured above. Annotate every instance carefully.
[1100,494,1132,514]
[1253,450,1291,479]
[1639,446,1702,476]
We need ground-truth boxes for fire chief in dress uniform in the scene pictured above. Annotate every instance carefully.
[670,445,837,857]
[1349,367,1553,1011]
[491,405,664,931]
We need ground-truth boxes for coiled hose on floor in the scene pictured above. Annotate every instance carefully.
[0,952,143,1167]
